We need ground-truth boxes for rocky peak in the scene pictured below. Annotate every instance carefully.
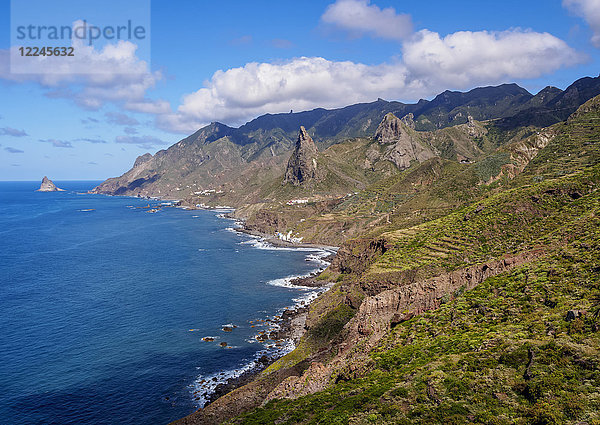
[375,113,404,144]
[400,113,415,129]
[374,113,436,170]
[134,153,153,168]
[36,176,64,192]
[180,121,233,147]
[466,115,480,137]
[284,126,319,185]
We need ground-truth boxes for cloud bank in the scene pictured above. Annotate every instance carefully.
[159,28,582,133]
[0,36,167,113]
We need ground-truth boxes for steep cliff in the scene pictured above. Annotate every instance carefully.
[171,93,600,425]
[283,127,319,185]
[374,113,436,169]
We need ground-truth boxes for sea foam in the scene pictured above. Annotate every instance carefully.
[189,212,336,407]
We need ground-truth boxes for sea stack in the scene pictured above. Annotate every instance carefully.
[284,126,318,185]
[36,176,64,192]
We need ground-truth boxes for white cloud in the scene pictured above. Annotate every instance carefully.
[105,112,140,126]
[74,138,107,144]
[0,34,166,113]
[402,29,584,90]
[158,28,583,133]
[321,0,413,41]
[157,57,411,132]
[0,127,28,137]
[564,0,600,46]
[123,99,171,114]
[39,139,73,148]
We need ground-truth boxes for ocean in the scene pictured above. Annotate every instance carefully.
[0,181,332,425]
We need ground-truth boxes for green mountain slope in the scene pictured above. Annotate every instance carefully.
[92,76,600,203]
[234,226,600,424]
[172,93,600,425]
[496,75,600,129]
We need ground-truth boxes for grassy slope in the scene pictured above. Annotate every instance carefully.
[233,225,600,424]
[224,97,600,425]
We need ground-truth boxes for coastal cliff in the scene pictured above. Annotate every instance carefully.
[169,94,600,424]
[87,76,600,424]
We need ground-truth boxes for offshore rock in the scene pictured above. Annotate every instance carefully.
[36,176,64,192]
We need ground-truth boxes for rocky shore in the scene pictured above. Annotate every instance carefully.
[87,191,339,419]
[230,218,339,252]
[189,215,337,411]
[201,303,312,405]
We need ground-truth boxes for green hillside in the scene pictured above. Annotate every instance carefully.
[92,76,600,204]
[176,94,600,425]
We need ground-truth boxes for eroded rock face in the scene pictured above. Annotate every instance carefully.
[36,176,64,192]
[329,238,388,275]
[486,128,556,184]
[375,113,402,144]
[264,249,544,403]
[284,126,318,185]
[350,250,543,338]
[264,362,330,402]
[374,113,436,169]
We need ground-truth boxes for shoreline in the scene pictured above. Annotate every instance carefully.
[200,302,313,406]
[193,272,332,409]
[190,213,337,410]
[88,190,339,412]
[222,211,338,252]
[236,227,338,251]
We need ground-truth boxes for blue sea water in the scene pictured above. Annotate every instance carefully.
[0,181,331,425]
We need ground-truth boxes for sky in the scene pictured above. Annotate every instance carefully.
[1,0,600,180]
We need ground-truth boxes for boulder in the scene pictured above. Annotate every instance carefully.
[565,310,586,321]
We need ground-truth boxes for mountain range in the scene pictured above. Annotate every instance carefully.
[92,75,600,208]
[93,74,600,424]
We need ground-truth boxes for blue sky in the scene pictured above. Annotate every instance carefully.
[1,0,599,180]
